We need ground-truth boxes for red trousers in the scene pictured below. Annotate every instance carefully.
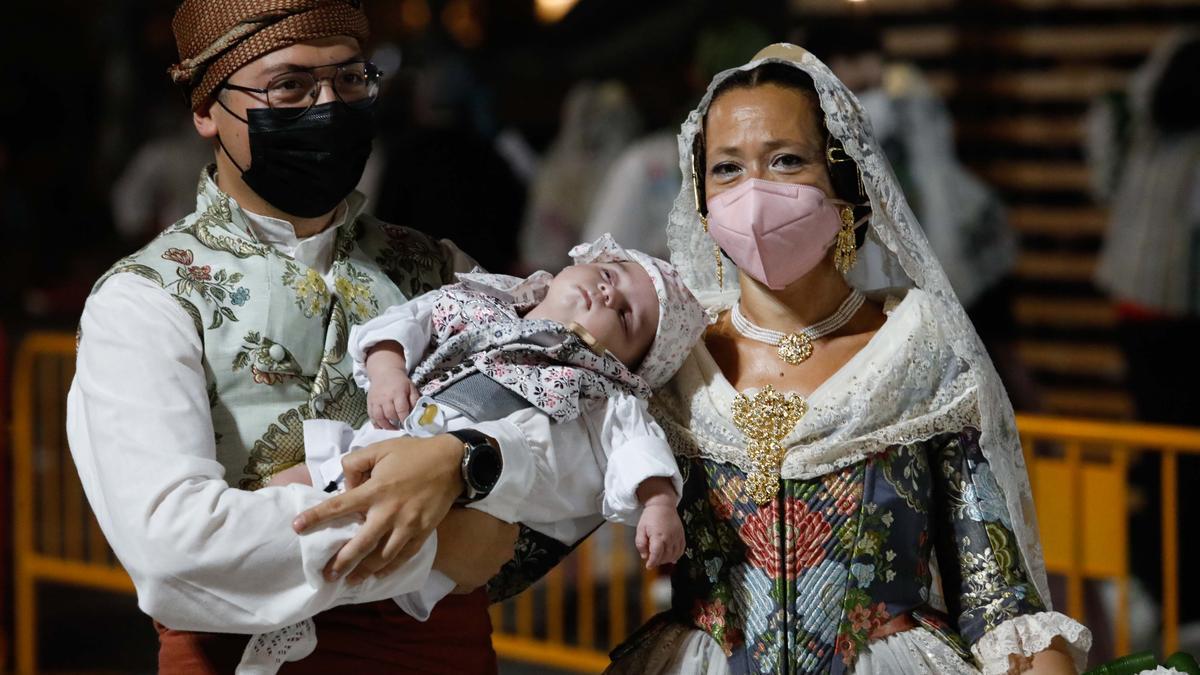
[155,590,497,674]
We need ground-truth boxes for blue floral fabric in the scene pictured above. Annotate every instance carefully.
[663,427,1045,673]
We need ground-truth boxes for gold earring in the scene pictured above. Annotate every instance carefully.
[834,205,857,274]
[693,164,724,289]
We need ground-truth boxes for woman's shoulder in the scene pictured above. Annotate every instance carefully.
[878,288,960,347]
[875,287,977,383]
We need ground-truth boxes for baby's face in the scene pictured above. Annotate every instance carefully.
[527,262,660,368]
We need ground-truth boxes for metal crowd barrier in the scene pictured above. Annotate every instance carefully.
[10,332,1198,672]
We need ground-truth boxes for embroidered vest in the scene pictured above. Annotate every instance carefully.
[91,170,454,489]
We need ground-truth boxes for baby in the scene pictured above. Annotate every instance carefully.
[238,234,707,674]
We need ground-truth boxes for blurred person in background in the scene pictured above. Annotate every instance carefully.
[102,3,250,244]
[67,1,525,671]
[803,22,1039,411]
[1088,30,1200,645]
[374,49,528,275]
[580,19,771,260]
[518,79,642,271]
[110,117,212,242]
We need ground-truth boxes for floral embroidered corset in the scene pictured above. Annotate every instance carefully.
[672,427,1045,674]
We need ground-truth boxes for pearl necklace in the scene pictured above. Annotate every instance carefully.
[730,289,865,365]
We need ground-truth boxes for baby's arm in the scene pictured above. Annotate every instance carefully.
[349,291,443,431]
[266,463,313,487]
[594,394,686,569]
[634,477,685,568]
[364,341,420,430]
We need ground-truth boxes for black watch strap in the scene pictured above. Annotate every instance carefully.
[447,428,502,501]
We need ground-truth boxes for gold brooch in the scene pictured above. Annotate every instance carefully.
[776,332,814,365]
[731,385,807,504]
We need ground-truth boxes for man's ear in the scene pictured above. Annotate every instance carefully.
[193,98,219,139]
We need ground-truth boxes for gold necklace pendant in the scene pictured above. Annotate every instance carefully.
[731,385,808,504]
[776,332,813,365]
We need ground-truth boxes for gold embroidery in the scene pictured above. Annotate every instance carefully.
[731,385,807,504]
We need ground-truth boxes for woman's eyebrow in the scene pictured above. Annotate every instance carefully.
[761,138,807,152]
[710,145,743,157]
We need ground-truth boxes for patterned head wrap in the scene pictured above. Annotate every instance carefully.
[169,0,370,111]
[570,233,709,390]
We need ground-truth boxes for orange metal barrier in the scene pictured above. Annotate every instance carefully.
[1016,413,1200,659]
[0,321,10,667]
[10,333,1198,672]
[12,332,135,675]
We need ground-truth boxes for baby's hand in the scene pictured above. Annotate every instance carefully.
[368,371,421,431]
[267,463,313,487]
[635,503,685,569]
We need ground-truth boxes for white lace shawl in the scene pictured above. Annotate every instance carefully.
[654,289,980,480]
[663,43,1053,612]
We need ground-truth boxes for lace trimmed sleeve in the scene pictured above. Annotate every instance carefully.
[971,612,1091,675]
[929,429,1091,671]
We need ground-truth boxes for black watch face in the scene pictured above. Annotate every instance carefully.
[467,445,502,492]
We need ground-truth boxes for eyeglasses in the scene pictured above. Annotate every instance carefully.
[222,60,382,120]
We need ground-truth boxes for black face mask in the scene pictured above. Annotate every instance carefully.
[219,100,375,218]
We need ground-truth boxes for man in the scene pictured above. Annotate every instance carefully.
[67,1,521,671]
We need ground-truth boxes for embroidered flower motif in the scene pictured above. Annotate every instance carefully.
[974,463,1013,528]
[741,505,781,577]
[850,562,875,587]
[694,597,726,634]
[848,605,873,631]
[187,265,212,281]
[708,489,735,520]
[836,634,857,663]
[333,271,379,323]
[162,248,194,265]
[282,262,330,318]
[231,287,250,306]
[251,365,283,385]
[741,498,831,578]
[704,557,723,583]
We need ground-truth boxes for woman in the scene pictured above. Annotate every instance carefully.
[607,44,1090,674]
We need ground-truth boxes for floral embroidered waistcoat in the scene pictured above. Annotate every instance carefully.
[90,170,454,489]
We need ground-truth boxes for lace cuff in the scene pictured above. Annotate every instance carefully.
[970,611,1091,675]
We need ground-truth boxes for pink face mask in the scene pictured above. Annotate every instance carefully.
[705,178,845,290]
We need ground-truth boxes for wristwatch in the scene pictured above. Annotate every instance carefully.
[447,429,503,501]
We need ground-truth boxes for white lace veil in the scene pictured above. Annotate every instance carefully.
[666,44,1051,607]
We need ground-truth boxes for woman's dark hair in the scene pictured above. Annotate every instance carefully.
[693,62,870,246]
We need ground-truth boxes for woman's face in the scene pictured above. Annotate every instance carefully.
[703,84,835,202]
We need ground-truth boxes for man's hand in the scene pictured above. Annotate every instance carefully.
[291,434,464,584]
[431,509,518,591]
[364,340,419,430]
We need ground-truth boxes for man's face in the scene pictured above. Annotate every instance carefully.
[192,36,363,195]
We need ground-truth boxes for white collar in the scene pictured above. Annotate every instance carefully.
[240,202,348,273]
[241,201,347,251]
